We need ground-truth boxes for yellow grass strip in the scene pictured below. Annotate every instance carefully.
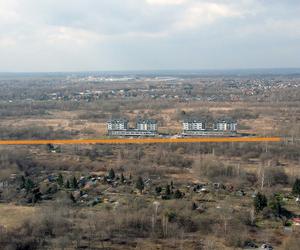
[0,137,281,145]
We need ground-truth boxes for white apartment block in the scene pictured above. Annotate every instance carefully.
[214,119,237,132]
[136,119,158,131]
[182,119,206,131]
[107,118,129,131]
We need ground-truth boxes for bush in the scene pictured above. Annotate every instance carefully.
[268,193,290,217]
[254,192,268,213]
[158,153,193,168]
[193,156,240,180]
[176,216,198,233]
[292,179,300,195]
[265,167,289,186]
[174,189,184,199]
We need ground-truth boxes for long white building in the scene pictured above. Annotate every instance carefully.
[107,117,158,136]
[182,117,237,136]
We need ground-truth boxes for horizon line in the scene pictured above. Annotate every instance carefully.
[1,67,300,74]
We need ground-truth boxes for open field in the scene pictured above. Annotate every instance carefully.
[0,204,36,229]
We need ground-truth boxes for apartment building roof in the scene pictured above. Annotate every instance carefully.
[136,118,157,124]
[107,118,129,123]
[183,118,207,123]
[215,117,237,123]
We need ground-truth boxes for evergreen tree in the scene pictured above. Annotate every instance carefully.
[165,185,171,196]
[65,179,70,189]
[46,143,54,151]
[269,193,283,216]
[121,173,125,183]
[71,176,78,189]
[25,179,35,193]
[33,193,41,204]
[292,179,300,195]
[174,189,183,199]
[57,173,64,187]
[192,202,197,210]
[254,192,268,213]
[108,168,115,180]
[155,186,162,195]
[136,176,144,193]
[20,176,26,189]
[171,181,174,189]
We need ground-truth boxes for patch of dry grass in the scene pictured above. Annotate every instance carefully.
[0,204,36,229]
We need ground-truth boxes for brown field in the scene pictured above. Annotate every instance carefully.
[0,204,37,229]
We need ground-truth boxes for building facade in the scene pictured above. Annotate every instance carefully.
[182,118,206,131]
[213,118,237,132]
[136,119,158,131]
[107,117,158,136]
[107,118,129,131]
[182,117,237,136]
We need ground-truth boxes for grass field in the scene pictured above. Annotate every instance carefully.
[0,204,36,229]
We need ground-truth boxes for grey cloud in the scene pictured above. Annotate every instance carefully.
[0,0,299,71]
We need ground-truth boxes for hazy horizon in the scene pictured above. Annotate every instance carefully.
[1,68,300,80]
[1,67,300,74]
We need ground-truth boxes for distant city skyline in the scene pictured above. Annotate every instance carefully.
[0,0,300,72]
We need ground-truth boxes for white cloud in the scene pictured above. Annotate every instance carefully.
[0,36,16,47]
[174,2,244,30]
[236,18,300,39]
[45,26,107,46]
[0,0,20,24]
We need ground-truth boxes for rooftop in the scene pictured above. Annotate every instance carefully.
[107,118,129,123]
[136,118,157,124]
[183,118,207,123]
[215,117,237,123]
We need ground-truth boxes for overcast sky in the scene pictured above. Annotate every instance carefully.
[0,0,300,72]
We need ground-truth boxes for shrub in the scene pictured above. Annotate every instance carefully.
[265,167,289,186]
[174,189,184,199]
[254,192,268,213]
[292,179,300,195]
[136,176,144,193]
[108,168,115,180]
[268,193,286,217]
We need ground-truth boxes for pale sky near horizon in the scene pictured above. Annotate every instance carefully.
[0,0,300,72]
